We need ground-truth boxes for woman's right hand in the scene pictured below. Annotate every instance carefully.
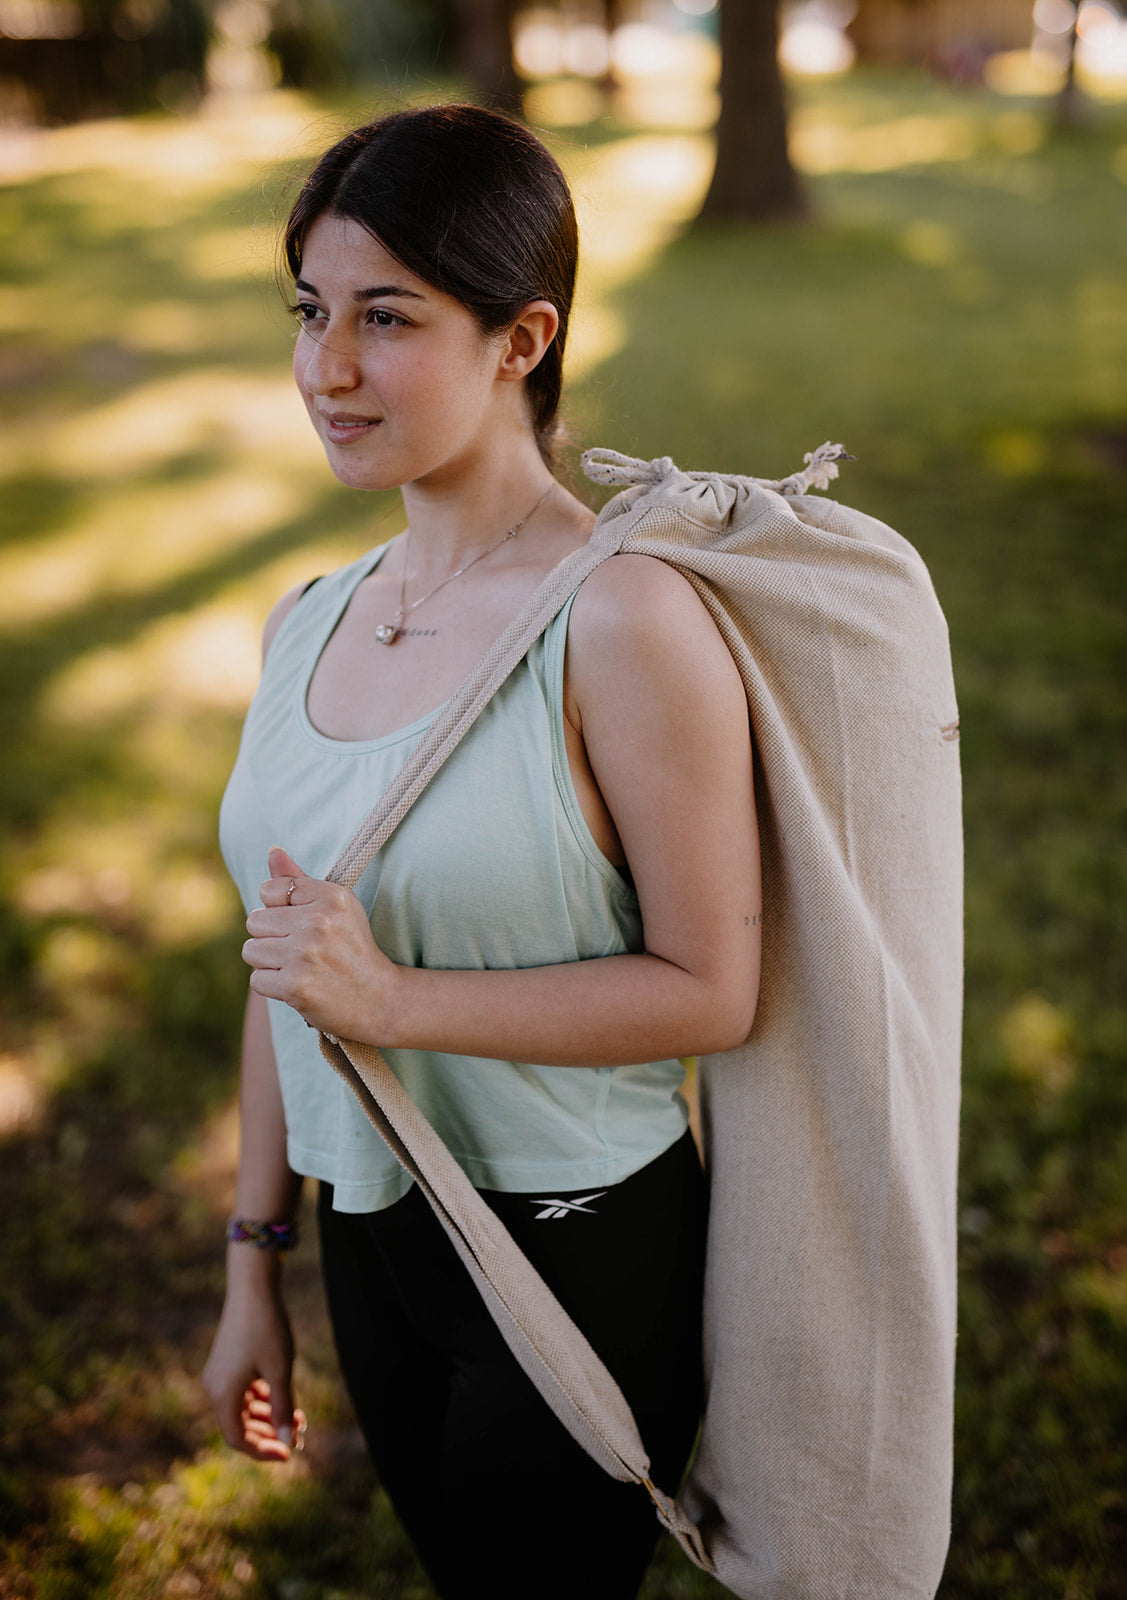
[201,1259,304,1461]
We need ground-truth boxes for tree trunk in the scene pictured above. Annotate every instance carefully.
[699,0,807,223]
[453,0,524,118]
[599,0,624,92]
[1055,22,1086,128]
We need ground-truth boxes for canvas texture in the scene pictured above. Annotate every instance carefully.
[316,447,964,1600]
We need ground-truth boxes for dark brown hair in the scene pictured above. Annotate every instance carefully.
[284,104,578,466]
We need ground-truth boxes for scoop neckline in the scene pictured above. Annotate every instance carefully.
[297,543,450,753]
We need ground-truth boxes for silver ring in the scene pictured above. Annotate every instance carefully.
[285,878,297,905]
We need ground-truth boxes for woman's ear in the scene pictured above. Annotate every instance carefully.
[497,300,559,381]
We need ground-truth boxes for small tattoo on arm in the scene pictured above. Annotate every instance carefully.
[744,914,759,926]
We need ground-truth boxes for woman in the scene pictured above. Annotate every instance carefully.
[203,103,760,1600]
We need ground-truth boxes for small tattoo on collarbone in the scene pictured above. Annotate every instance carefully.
[399,627,439,638]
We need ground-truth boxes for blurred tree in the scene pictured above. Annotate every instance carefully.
[599,0,624,92]
[698,0,806,223]
[268,0,443,92]
[847,0,1032,66]
[0,0,209,123]
[1055,9,1084,126]
[449,0,524,115]
[267,0,524,113]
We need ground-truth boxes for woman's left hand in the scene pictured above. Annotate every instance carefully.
[243,846,398,1040]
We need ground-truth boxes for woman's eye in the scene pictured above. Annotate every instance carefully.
[288,301,324,326]
[370,308,404,328]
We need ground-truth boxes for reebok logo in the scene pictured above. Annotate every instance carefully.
[531,1192,606,1221]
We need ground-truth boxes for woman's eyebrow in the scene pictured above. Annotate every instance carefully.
[294,277,426,303]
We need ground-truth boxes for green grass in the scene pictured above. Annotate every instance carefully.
[1,68,1125,1597]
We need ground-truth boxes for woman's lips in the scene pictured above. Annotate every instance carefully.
[322,412,381,444]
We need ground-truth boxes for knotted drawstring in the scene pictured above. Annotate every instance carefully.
[778,442,857,495]
[582,442,855,497]
[582,450,675,487]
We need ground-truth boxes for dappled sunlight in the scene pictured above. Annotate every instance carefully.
[186,221,277,282]
[120,298,213,354]
[1000,992,1076,1099]
[16,810,241,950]
[0,1052,46,1136]
[144,864,241,949]
[170,1095,239,1201]
[561,131,713,381]
[0,88,327,189]
[613,34,720,133]
[25,367,319,481]
[985,429,1050,477]
[525,78,605,128]
[790,104,1052,176]
[41,603,262,724]
[899,219,960,266]
[792,110,981,174]
[987,46,1127,100]
[564,300,627,385]
[0,282,42,334]
[567,132,713,288]
[36,919,132,998]
[0,463,320,624]
[521,17,719,132]
[18,859,139,920]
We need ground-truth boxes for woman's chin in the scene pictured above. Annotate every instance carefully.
[321,444,403,494]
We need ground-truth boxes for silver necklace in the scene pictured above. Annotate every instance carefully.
[375,482,556,645]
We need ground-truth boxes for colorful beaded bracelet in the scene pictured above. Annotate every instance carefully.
[226,1218,300,1252]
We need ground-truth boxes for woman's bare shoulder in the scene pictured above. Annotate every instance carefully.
[569,552,709,631]
[262,581,314,662]
[566,553,743,721]
[567,552,724,662]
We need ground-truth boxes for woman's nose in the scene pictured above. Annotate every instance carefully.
[299,326,360,394]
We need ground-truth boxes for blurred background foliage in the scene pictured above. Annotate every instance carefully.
[0,1,1126,1596]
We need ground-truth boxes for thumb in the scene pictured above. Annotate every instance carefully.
[268,845,306,882]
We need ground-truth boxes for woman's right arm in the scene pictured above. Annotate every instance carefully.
[201,944,304,1459]
[201,582,313,1458]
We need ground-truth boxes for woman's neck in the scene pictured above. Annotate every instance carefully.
[397,429,559,585]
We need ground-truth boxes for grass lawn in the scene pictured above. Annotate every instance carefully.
[1,64,1125,1599]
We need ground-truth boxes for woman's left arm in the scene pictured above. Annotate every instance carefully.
[246,556,761,1067]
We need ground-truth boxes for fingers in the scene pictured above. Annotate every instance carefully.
[238,1380,304,1462]
[246,906,295,938]
[207,1379,283,1461]
[247,968,291,1004]
[242,934,287,971]
[259,874,310,909]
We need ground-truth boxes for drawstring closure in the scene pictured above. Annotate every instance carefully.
[583,442,856,498]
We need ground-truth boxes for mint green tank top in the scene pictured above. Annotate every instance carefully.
[219,544,688,1212]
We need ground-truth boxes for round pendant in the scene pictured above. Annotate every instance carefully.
[375,622,398,645]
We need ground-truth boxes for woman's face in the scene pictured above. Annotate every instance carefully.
[291,212,506,492]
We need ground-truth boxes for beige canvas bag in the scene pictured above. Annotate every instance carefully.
[316,446,963,1600]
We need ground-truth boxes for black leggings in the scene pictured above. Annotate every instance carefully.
[317,1131,707,1600]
